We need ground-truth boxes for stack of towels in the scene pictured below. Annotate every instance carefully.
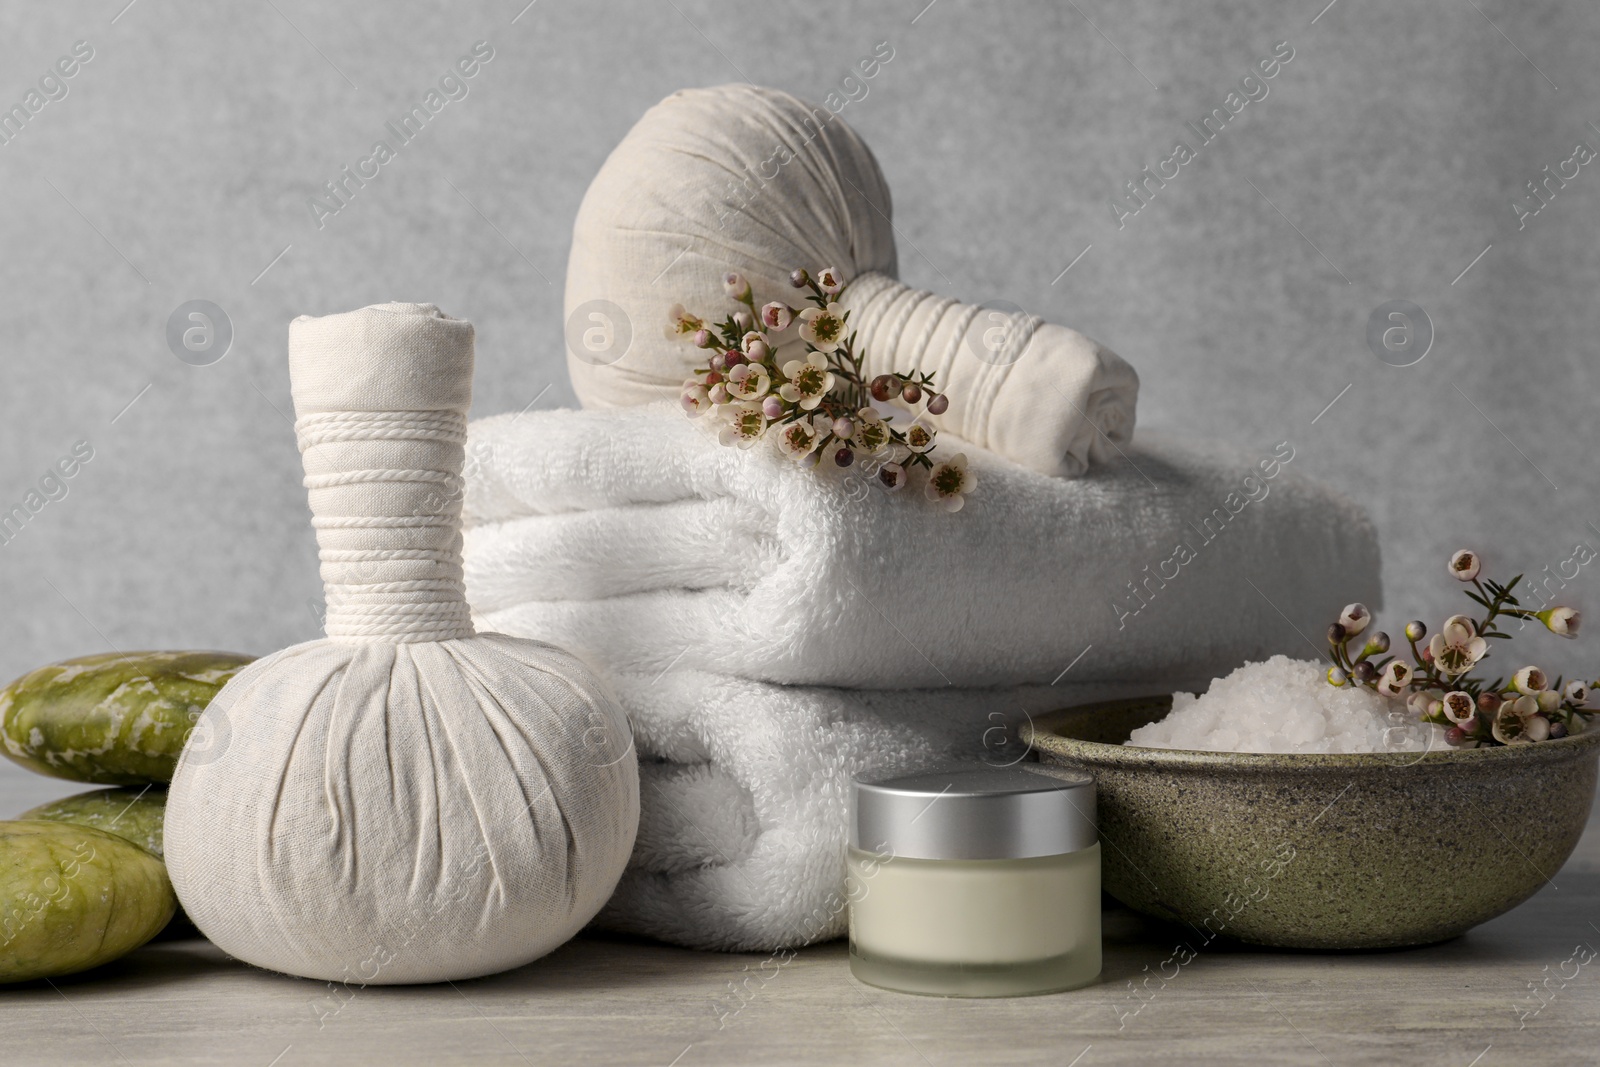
[461,404,1380,951]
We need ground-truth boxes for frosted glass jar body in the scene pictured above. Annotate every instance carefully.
[846,843,1101,997]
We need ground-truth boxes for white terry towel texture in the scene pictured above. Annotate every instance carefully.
[462,405,1382,691]
[593,671,1193,952]
[564,83,1139,477]
[460,405,1382,951]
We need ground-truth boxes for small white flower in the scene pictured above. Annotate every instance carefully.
[904,422,935,454]
[775,417,822,460]
[723,272,751,302]
[1441,691,1476,726]
[1338,603,1370,638]
[1376,659,1413,697]
[665,303,704,342]
[779,352,836,411]
[717,402,767,448]
[1491,700,1529,742]
[815,267,845,294]
[724,362,771,401]
[680,381,712,417]
[708,382,730,405]
[1448,549,1481,582]
[1564,680,1590,706]
[1539,606,1581,638]
[854,408,891,455]
[1492,695,1539,745]
[797,303,847,353]
[760,302,793,331]
[876,461,907,492]
[1428,617,1487,678]
[1512,665,1548,695]
[925,453,976,513]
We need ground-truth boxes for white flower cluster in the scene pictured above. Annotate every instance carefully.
[670,268,976,511]
[1324,549,1591,747]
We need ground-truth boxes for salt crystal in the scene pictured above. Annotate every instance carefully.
[1126,655,1446,754]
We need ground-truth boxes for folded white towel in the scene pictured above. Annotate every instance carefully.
[462,405,1382,690]
[593,670,1172,952]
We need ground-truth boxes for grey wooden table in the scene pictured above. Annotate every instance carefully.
[5,771,1599,1066]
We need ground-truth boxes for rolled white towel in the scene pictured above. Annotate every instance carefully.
[564,83,1138,477]
[462,404,1382,690]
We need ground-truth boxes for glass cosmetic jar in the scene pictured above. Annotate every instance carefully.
[847,764,1099,997]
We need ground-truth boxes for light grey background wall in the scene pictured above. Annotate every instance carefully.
[3,0,1599,804]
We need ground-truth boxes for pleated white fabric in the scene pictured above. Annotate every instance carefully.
[565,84,1139,477]
[165,303,639,984]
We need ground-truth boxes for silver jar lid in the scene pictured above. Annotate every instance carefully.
[850,764,1096,861]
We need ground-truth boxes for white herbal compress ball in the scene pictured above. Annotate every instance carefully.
[165,303,638,984]
[566,84,1140,477]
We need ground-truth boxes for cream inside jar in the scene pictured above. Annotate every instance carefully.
[847,764,1099,997]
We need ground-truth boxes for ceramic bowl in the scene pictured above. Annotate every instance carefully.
[1024,696,1600,949]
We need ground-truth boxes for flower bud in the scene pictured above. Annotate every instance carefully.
[833,445,855,468]
[1404,620,1427,642]
[833,417,855,440]
[723,272,751,301]
[1339,603,1370,637]
[1363,631,1391,656]
[1512,666,1548,695]
[1550,721,1570,739]
[762,396,785,419]
[1448,549,1481,582]
[733,310,753,332]
[708,352,727,372]
[1327,623,1347,645]
[1538,606,1581,638]
[1327,666,1348,687]
[1525,715,1552,742]
[1537,689,1561,714]
[708,383,729,404]
[1445,725,1467,746]
[870,375,898,403]
[790,268,809,288]
[926,393,949,415]
[747,339,770,361]
[1352,660,1378,685]
[694,328,712,348]
[901,382,923,404]
[1477,692,1502,715]
[760,302,794,331]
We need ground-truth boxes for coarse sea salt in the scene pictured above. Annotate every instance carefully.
[1127,655,1447,754]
